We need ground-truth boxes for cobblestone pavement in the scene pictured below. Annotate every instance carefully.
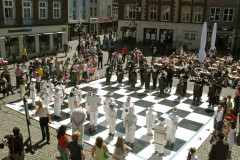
[0,39,239,160]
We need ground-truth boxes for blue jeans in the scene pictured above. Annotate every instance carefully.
[57,145,69,160]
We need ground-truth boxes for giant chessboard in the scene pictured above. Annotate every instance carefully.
[5,76,216,160]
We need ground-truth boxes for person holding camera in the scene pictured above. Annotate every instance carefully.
[35,100,51,144]
[2,127,25,160]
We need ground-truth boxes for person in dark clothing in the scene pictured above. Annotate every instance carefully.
[3,127,25,160]
[182,73,189,97]
[129,69,137,89]
[116,66,124,86]
[193,78,202,106]
[144,69,151,92]
[208,80,217,108]
[208,132,229,160]
[139,67,145,87]
[151,64,159,90]
[98,50,103,69]
[166,65,174,92]
[176,78,184,99]
[159,73,166,96]
[106,65,113,85]
[233,87,240,117]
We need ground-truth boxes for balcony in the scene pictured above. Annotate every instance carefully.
[4,18,16,26]
[23,18,33,25]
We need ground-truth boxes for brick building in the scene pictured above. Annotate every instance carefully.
[118,0,207,51]
[205,0,240,54]
[0,0,68,59]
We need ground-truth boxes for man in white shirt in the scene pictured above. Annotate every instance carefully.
[213,105,223,135]
[35,100,51,144]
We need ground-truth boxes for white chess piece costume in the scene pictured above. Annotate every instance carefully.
[68,88,76,112]
[165,108,179,144]
[125,106,137,144]
[42,88,50,106]
[121,97,134,125]
[52,86,62,117]
[103,93,114,123]
[49,82,54,101]
[108,102,117,136]
[88,94,100,128]
[154,119,167,154]
[146,106,157,135]
[75,88,82,107]
[30,78,36,106]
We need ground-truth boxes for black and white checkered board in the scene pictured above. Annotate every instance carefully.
[5,76,216,160]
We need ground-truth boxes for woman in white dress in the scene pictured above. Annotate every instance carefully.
[224,121,237,160]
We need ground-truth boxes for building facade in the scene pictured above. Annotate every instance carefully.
[0,0,68,59]
[118,0,207,50]
[205,0,240,54]
[69,0,113,39]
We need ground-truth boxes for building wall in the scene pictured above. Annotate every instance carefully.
[0,0,68,28]
[118,20,202,49]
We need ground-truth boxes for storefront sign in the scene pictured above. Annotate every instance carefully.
[8,28,32,33]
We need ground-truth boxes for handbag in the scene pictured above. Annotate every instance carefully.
[103,145,110,158]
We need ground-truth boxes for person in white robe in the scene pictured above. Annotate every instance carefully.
[146,106,157,135]
[30,78,37,107]
[125,106,137,148]
[108,102,117,138]
[154,117,167,156]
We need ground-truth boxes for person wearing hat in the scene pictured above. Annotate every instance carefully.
[154,117,167,156]
[30,78,37,107]
[105,65,113,85]
[41,88,50,106]
[208,80,217,108]
[3,127,25,159]
[121,96,134,122]
[159,73,167,96]
[116,65,124,86]
[166,64,174,93]
[108,102,117,138]
[146,106,157,136]
[88,88,101,132]
[143,67,151,92]
[125,105,137,148]
[103,91,114,123]
[193,77,202,106]
[129,68,137,89]
[175,78,184,99]
[151,64,159,90]
[165,107,179,146]
[51,86,64,119]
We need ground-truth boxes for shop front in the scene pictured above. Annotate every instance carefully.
[0,25,68,59]
[120,26,137,45]
[143,28,157,45]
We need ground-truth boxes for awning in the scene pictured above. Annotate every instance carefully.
[56,32,66,34]
[98,19,112,24]
[28,34,41,37]
[43,33,54,35]
[10,35,24,38]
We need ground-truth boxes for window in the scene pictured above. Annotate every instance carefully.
[73,10,76,19]
[124,4,136,19]
[223,8,234,22]
[73,0,77,7]
[181,6,191,22]
[90,7,93,17]
[82,10,86,19]
[94,8,97,17]
[161,5,170,21]
[39,1,47,19]
[82,0,85,7]
[184,32,196,40]
[22,1,31,18]
[4,0,14,19]
[210,7,221,21]
[193,7,202,23]
[149,5,158,20]
[53,2,60,18]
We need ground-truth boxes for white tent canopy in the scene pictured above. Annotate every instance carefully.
[198,22,207,63]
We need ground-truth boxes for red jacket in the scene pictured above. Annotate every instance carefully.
[224,113,237,122]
